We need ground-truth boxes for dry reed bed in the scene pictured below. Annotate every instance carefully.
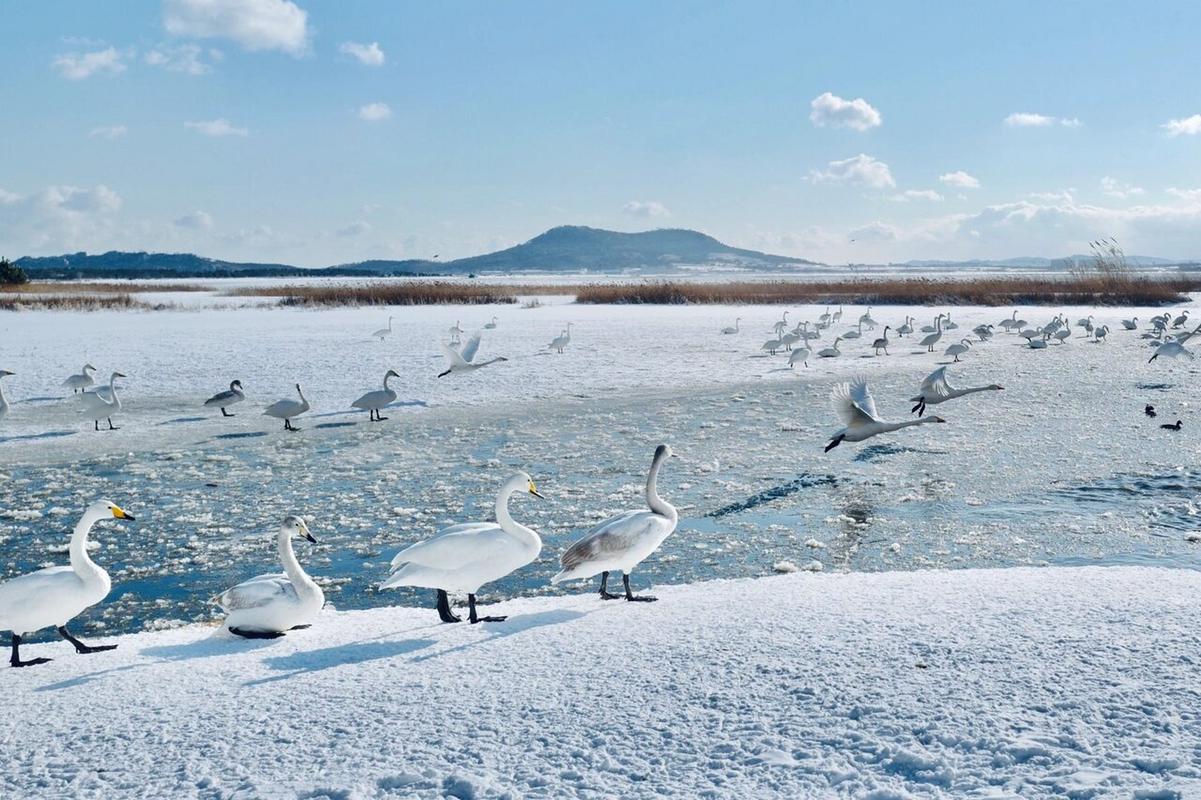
[4,281,210,294]
[572,277,1200,306]
[227,282,521,306]
[0,293,153,311]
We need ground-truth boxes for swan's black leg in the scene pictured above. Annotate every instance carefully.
[599,571,622,600]
[624,573,656,602]
[289,624,312,630]
[57,625,117,654]
[436,589,462,623]
[10,635,52,668]
[107,418,118,430]
[824,435,844,452]
[94,420,99,431]
[221,407,233,417]
[228,627,285,639]
[468,593,506,623]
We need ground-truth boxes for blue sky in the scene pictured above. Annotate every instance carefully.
[4,0,1201,265]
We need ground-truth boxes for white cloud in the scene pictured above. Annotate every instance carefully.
[0,184,123,253]
[357,102,391,121]
[52,47,127,79]
[340,41,385,66]
[336,221,371,237]
[1167,187,1201,201]
[1162,114,1201,137]
[164,0,310,55]
[1100,176,1144,199]
[939,170,980,189]
[810,153,895,189]
[185,118,248,136]
[1004,112,1081,128]
[145,43,220,75]
[174,210,214,229]
[89,125,128,139]
[890,189,943,202]
[808,92,882,132]
[622,200,670,217]
[848,221,900,242]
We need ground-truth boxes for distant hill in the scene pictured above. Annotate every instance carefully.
[14,227,814,278]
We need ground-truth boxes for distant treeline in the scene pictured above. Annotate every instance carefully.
[22,267,447,280]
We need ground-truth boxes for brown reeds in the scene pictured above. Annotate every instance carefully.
[0,293,152,311]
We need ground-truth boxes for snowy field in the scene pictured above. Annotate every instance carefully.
[2,297,1200,640]
[4,566,1199,799]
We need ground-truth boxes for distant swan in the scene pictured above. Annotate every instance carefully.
[720,317,742,335]
[0,500,133,667]
[944,338,972,362]
[352,369,400,421]
[484,316,498,330]
[264,384,310,431]
[909,366,1002,417]
[789,346,811,368]
[204,380,245,417]
[919,315,945,352]
[79,372,126,431]
[0,369,12,422]
[381,473,545,623]
[63,364,97,394]
[372,316,395,341]
[552,444,677,602]
[872,326,891,356]
[548,323,574,354]
[817,336,843,358]
[439,332,508,377]
[1121,317,1138,330]
[214,515,324,639]
[825,377,945,451]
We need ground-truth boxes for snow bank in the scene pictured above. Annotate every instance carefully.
[6,565,1199,798]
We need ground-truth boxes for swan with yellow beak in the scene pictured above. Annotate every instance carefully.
[0,500,133,667]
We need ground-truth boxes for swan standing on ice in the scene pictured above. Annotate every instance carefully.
[372,316,395,341]
[484,316,499,330]
[859,308,878,330]
[944,338,972,362]
[761,337,784,355]
[825,377,945,452]
[0,500,133,667]
[720,318,742,335]
[789,346,811,368]
[548,323,574,354]
[214,516,324,639]
[381,472,545,623]
[552,444,678,602]
[842,321,864,340]
[909,366,1003,417]
[1053,327,1071,344]
[973,324,994,342]
[1172,311,1190,329]
[204,380,245,417]
[0,370,12,422]
[872,326,891,356]
[63,364,97,394]
[998,311,1019,333]
[896,317,914,337]
[352,369,400,421]
[817,336,843,358]
[439,332,508,377]
[79,372,126,431]
[919,315,945,352]
[1121,317,1139,330]
[1093,325,1110,343]
[264,384,310,431]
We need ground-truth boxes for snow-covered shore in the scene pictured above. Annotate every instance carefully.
[6,565,1199,799]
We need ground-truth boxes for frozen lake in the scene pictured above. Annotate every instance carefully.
[2,297,1200,640]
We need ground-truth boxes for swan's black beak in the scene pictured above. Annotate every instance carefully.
[303,531,318,544]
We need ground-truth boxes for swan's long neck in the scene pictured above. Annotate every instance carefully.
[70,509,107,584]
[883,418,939,433]
[383,372,393,390]
[645,451,677,520]
[495,482,540,550]
[107,374,121,408]
[952,385,996,399]
[277,529,317,592]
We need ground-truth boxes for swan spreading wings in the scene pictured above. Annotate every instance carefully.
[438,332,508,377]
[826,376,944,452]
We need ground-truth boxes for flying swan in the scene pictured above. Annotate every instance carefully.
[825,376,945,452]
[909,366,1003,417]
[438,332,508,377]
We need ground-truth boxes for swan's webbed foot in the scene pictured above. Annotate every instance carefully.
[599,573,623,600]
[623,574,657,602]
[107,419,119,430]
[471,615,507,624]
[436,589,462,623]
[289,624,312,630]
[467,593,505,623]
[221,408,234,417]
[10,635,52,668]
[229,627,285,639]
[57,626,116,654]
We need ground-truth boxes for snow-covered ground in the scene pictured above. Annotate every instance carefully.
[5,566,1199,799]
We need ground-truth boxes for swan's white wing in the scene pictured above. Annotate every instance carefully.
[459,332,482,363]
[848,376,882,421]
[204,389,239,406]
[559,510,666,571]
[263,399,300,417]
[215,573,295,611]
[440,342,469,369]
[831,377,881,427]
[919,367,953,400]
[389,522,512,569]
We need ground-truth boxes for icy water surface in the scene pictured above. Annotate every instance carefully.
[3,301,1201,640]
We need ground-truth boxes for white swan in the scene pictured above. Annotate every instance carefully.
[919,315,944,352]
[909,366,1003,417]
[943,313,959,330]
[0,500,133,667]
[63,364,97,394]
[998,310,1019,333]
[263,384,310,431]
[1052,327,1071,344]
[872,326,892,356]
[484,316,499,330]
[761,337,784,355]
[352,369,400,421]
[548,323,574,353]
[859,308,878,330]
[1121,317,1139,330]
[720,317,742,335]
[973,324,994,341]
[944,338,972,362]
[1172,311,1190,329]
[825,377,945,451]
[372,316,395,341]
[381,472,544,624]
[204,380,245,417]
[1150,339,1196,362]
[439,332,508,377]
[0,369,12,422]
[842,320,864,339]
[552,444,677,602]
[1093,324,1110,343]
[214,515,324,639]
[817,336,843,358]
[789,346,811,368]
[896,317,914,337]
[79,372,126,431]
[1028,336,1048,349]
